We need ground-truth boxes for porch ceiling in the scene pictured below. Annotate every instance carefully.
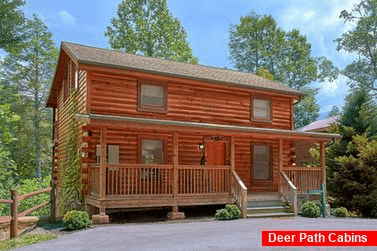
[76,113,340,142]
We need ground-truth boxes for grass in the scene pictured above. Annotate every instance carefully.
[0,233,57,250]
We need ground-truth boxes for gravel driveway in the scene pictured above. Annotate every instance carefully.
[15,217,377,251]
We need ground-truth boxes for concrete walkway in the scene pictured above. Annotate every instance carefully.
[15,217,377,251]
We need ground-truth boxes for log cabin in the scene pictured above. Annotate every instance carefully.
[46,42,339,222]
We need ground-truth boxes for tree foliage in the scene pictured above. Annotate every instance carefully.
[0,0,26,53]
[339,88,374,134]
[228,12,335,128]
[2,14,58,181]
[336,0,377,91]
[327,105,341,118]
[105,0,198,63]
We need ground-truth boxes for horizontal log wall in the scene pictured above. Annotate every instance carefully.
[87,68,294,130]
[82,125,294,192]
[55,55,88,185]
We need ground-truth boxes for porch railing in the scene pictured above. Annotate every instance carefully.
[280,170,298,215]
[231,171,247,218]
[282,167,322,193]
[178,165,230,195]
[88,164,231,197]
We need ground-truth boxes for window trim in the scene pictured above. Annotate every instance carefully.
[250,96,272,123]
[137,80,167,114]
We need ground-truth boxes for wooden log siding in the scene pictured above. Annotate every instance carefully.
[87,70,293,130]
[55,66,88,184]
[82,126,296,193]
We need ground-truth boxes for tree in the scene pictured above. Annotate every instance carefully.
[327,105,341,118]
[228,13,335,128]
[228,12,285,77]
[105,0,198,64]
[336,0,377,92]
[0,0,26,53]
[2,14,58,181]
[330,134,377,217]
[340,88,373,134]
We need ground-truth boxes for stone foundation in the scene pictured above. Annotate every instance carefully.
[167,212,185,220]
[92,213,110,224]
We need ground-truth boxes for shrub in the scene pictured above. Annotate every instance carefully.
[215,208,231,220]
[215,204,241,220]
[301,201,321,218]
[63,210,91,231]
[225,204,241,219]
[333,207,348,217]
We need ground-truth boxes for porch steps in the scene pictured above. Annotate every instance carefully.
[246,192,295,218]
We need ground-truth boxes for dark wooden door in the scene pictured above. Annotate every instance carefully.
[206,141,226,193]
[206,141,226,165]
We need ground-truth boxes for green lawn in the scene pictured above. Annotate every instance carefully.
[0,233,57,250]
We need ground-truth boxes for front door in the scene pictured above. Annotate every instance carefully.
[252,144,272,188]
[206,141,227,192]
[206,141,226,165]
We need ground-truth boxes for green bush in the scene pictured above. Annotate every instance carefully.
[63,210,91,231]
[301,201,321,218]
[215,204,241,220]
[333,207,348,217]
[215,208,231,220]
[225,204,241,219]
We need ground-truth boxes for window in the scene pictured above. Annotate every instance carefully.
[141,140,164,164]
[252,98,271,121]
[96,145,119,164]
[138,82,167,113]
[140,139,164,179]
[253,145,271,180]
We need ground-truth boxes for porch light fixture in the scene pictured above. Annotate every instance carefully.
[198,143,204,150]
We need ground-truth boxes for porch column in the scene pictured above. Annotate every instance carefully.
[92,127,109,224]
[319,141,326,188]
[278,138,283,194]
[230,136,235,172]
[168,132,185,220]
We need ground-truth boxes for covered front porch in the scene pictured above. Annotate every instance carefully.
[78,113,338,222]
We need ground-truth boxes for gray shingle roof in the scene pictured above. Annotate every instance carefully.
[62,42,302,96]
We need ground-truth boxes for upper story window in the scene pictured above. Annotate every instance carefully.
[251,98,271,121]
[138,81,167,113]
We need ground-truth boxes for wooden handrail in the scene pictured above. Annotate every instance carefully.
[0,187,51,239]
[280,171,297,190]
[280,170,298,215]
[231,171,247,219]
[283,167,321,171]
[17,187,52,201]
[0,199,13,204]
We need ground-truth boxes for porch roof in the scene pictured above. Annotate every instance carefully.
[76,113,340,142]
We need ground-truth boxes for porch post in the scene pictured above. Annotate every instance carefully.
[230,136,235,172]
[319,141,326,188]
[168,132,185,220]
[278,138,283,194]
[99,128,107,200]
[92,127,110,224]
[230,136,235,196]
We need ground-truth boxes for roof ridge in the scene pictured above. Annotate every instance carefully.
[61,41,302,96]
[61,41,285,85]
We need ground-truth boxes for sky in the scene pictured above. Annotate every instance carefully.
[22,0,360,118]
